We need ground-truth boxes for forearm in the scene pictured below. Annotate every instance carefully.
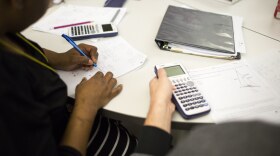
[43,48,66,69]
[60,102,98,156]
[144,103,173,134]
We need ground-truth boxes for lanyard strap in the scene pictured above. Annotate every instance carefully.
[16,33,49,62]
[0,34,56,73]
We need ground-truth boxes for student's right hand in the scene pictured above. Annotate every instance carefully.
[144,68,175,133]
[74,71,123,121]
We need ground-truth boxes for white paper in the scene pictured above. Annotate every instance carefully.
[189,61,280,124]
[32,4,126,35]
[250,49,280,96]
[57,36,147,97]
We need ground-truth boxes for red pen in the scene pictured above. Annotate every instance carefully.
[53,21,93,29]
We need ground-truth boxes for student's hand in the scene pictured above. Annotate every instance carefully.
[74,72,123,121]
[44,44,98,71]
[145,68,175,133]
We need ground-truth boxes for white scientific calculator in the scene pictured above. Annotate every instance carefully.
[155,63,211,119]
[68,23,118,40]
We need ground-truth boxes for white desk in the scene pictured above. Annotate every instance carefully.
[22,0,280,128]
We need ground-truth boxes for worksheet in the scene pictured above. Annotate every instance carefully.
[57,36,146,97]
[189,61,280,124]
[249,49,280,96]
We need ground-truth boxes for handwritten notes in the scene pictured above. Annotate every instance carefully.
[57,36,146,97]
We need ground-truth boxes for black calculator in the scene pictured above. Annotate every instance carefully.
[155,63,211,119]
[68,23,118,41]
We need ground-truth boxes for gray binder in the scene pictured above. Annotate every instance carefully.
[155,5,241,59]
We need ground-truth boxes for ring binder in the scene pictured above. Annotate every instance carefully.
[155,5,244,60]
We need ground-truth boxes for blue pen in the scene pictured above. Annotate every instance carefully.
[61,34,97,67]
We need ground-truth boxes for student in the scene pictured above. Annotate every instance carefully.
[133,68,280,156]
[0,0,136,156]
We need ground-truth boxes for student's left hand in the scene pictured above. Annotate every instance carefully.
[44,43,98,71]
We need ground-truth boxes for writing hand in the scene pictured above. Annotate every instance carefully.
[44,44,98,71]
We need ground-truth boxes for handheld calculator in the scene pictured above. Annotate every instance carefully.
[155,63,211,119]
[68,23,118,40]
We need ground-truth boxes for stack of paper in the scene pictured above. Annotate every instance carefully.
[32,4,126,35]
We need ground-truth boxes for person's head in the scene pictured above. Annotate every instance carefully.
[0,0,51,35]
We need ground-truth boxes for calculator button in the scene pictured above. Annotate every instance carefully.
[74,27,77,36]
[186,81,194,87]
[76,27,80,35]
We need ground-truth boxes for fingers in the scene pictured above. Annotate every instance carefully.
[94,71,104,78]
[80,77,87,83]
[92,71,121,97]
[104,72,113,82]
[110,84,123,99]
[104,72,117,90]
[72,55,93,65]
[78,43,98,64]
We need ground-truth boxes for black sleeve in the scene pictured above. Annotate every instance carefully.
[59,146,82,156]
[168,121,280,156]
[135,126,172,156]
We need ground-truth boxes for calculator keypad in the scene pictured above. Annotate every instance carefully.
[71,24,96,36]
[172,78,209,114]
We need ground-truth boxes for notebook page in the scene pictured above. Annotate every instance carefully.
[189,61,280,124]
[58,36,146,97]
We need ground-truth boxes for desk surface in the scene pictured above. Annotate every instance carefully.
[22,0,280,127]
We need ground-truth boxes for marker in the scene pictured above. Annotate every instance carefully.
[61,34,97,67]
[53,21,93,29]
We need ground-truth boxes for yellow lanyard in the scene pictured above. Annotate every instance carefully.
[0,33,56,73]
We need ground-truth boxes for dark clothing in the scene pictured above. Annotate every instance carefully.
[0,33,137,156]
[134,122,280,156]
[0,33,71,156]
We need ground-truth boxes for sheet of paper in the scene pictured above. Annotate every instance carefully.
[250,49,280,95]
[189,61,280,124]
[32,4,126,35]
[58,36,146,97]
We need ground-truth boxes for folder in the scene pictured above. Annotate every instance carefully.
[155,5,245,60]
[104,0,126,7]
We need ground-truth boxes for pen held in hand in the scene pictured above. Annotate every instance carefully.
[61,34,97,67]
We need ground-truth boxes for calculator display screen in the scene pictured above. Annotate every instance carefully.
[102,24,113,32]
[164,65,185,77]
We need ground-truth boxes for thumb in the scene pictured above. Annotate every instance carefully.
[73,56,93,65]
[157,68,167,79]
[80,77,87,83]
